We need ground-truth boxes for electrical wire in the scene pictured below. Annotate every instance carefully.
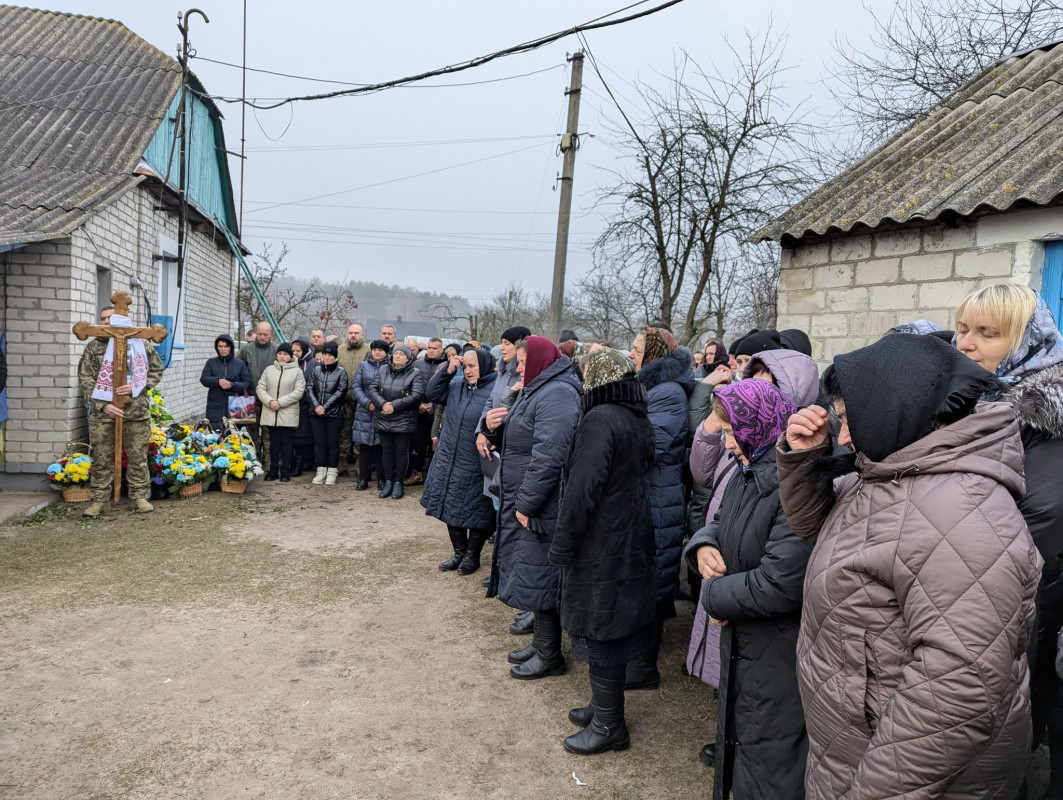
[190,56,564,89]
[240,201,556,214]
[578,32,648,152]
[0,66,160,111]
[244,142,549,215]
[197,0,686,109]
[243,134,558,153]
[240,232,559,253]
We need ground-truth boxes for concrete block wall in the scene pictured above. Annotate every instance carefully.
[776,219,1029,365]
[2,184,236,473]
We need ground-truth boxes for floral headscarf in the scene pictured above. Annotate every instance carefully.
[714,379,796,467]
[642,326,678,368]
[584,347,635,390]
[995,294,1063,384]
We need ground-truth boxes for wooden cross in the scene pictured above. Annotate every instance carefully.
[73,291,168,503]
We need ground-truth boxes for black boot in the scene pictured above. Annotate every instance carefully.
[564,666,630,754]
[280,467,291,483]
[510,610,534,635]
[264,467,279,481]
[291,452,304,478]
[439,528,467,572]
[378,480,393,498]
[457,529,487,575]
[507,643,536,664]
[510,610,566,680]
[625,615,663,690]
[355,479,368,491]
[568,703,594,728]
[698,742,717,768]
[1045,731,1063,800]
[391,481,405,499]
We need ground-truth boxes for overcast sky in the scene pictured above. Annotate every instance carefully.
[44,0,889,304]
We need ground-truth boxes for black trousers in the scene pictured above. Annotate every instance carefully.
[409,411,434,472]
[359,444,383,482]
[379,431,412,482]
[311,415,343,468]
[265,426,294,476]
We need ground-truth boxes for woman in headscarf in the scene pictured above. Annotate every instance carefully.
[483,335,581,680]
[422,347,497,575]
[290,337,316,477]
[625,325,694,690]
[779,334,1040,799]
[351,340,389,491]
[693,379,809,799]
[549,348,656,755]
[954,284,1063,795]
[369,342,425,499]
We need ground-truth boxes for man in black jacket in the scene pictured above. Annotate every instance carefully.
[407,337,447,484]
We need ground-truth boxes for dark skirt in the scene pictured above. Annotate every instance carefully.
[571,622,651,668]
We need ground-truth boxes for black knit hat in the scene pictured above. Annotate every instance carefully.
[276,342,293,357]
[500,325,532,344]
[558,329,578,344]
[735,329,783,357]
[370,339,389,352]
[779,329,812,356]
[322,341,339,357]
[729,328,758,354]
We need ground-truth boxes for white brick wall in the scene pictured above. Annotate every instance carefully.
[776,219,1029,365]
[2,184,236,473]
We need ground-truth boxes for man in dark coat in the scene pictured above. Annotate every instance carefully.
[484,336,581,680]
[238,321,278,461]
[408,337,448,484]
[200,334,252,429]
[627,326,694,690]
[550,347,656,755]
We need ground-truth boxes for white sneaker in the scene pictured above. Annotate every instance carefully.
[324,468,338,486]
[312,467,327,485]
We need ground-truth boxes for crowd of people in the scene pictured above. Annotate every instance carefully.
[193,284,1063,798]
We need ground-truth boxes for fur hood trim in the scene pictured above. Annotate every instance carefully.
[638,347,695,393]
[1006,362,1063,438]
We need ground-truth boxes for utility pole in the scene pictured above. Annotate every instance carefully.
[175,8,209,292]
[236,0,247,339]
[548,51,584,342]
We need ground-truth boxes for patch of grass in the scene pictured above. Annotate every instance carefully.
[0,493,437,614]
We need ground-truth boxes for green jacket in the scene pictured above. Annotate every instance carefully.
[77,339,164,422]
[336,341,369,399]
[238,340,278,388]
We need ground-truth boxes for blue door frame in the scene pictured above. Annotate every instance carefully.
[1044,240,1063,325]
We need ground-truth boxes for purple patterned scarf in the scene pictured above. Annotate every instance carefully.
[714,379,797,466]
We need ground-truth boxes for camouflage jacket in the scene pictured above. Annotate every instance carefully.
[77,339,164,422]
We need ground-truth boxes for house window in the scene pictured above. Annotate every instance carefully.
[95,266,112,317]
[156,233,186,359]
[1043,240,1063,327]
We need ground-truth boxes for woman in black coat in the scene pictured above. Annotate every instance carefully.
[484,335,581,680]
[549,348,656,756]
[422,348,498,574]
[290,337,316,476]
[691,378,810,800]
[369,342,426,500]
[199,334,252,429]
[307,341,348,486]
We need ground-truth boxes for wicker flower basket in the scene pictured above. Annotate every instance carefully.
[219,478,247,494]
[178,482,204,499]
[61,486,92,503]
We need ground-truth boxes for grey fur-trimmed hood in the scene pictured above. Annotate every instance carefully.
[1007,362,1063,439]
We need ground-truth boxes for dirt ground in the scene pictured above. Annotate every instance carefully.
[0,477,716,799]
[0,477,1051,798]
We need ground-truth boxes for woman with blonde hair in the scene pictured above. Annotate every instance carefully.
[955,282,1063,798]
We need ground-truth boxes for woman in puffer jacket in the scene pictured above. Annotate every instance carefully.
[626,326,693,690]
[422,347,497,575]
[351,340,388,492]
[200,334,251,429]
[307,340,348,486]
[369,342,425,500]
[779,334,1041,799]
[954,284,1063,796]
[256,342,306,482]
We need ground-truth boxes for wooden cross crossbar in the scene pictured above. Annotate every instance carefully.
[73,291,168,502]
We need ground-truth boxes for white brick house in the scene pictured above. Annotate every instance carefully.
[0,8,244,477]
[757,43,1063,364]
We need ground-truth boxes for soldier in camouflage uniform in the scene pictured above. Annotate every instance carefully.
[77,312,164,516]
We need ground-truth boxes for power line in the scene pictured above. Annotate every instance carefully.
[197,0,686,109]
[240,232,564,253]
[243,142,550,215]
[190,55,564,89]
[240,201,557,214]
[245,221,594,237]
[243,134,558,153]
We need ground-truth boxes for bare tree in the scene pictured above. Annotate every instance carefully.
[238,243,325,337]
[592,34,815,345]
[831,0,1063,148]
[568,271,652,347]
[314,283,360,332]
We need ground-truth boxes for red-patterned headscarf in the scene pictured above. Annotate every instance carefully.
[642,326,678,368]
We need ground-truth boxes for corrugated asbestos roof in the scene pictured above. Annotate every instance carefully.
[756,41,1063,243]
[0,5,181,246]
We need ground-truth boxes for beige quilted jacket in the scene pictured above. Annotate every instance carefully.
[778,402,1042,799]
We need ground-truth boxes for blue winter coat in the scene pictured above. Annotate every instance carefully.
[351,357,384,447]
[420,366,498,529]
[638,347,695,607]
[487,356,581,612]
